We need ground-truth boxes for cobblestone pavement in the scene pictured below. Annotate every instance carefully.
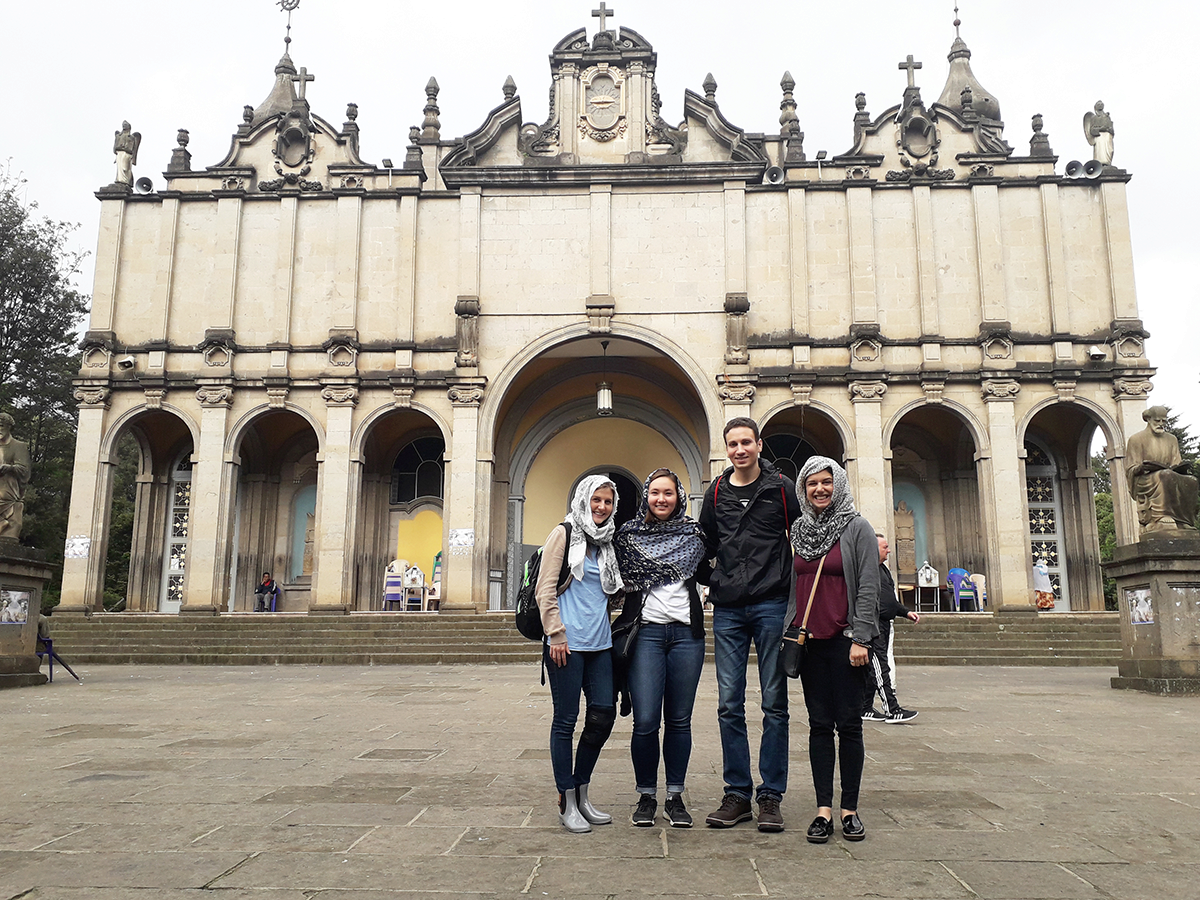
[1,663,1197,899]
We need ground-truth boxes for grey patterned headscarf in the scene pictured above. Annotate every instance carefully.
[615,468,705,592]
[791,456,859,560]
[565,475,624,595]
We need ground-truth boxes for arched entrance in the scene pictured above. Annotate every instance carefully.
[888,405,987,601]
[355,409,449,610]
[230,410,321,611]
[761,406,848,481]
[492,336,710,609]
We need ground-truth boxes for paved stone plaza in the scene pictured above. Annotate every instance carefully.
[2,663,1197,899]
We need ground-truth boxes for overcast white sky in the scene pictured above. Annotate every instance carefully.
[4,0,1196,436]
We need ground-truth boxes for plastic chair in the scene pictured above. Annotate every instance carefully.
[403,565,426,611]
[969,573,987,609]
[946,568,978,612]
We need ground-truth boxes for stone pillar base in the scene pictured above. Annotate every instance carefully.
[0,542,56,690]
[1104,534,1200,695]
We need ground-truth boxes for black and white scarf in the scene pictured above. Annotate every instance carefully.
[614,468,705,592]
[791,455,860,560]
[565,474,624,595]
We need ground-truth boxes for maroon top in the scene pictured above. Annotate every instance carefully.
[793,542,849,639]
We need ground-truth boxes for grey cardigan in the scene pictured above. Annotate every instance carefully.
[783,515,881,646]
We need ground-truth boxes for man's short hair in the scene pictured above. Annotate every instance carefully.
[875,532,886,538]
[723,417,760,442]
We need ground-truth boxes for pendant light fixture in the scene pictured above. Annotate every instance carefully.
[597,340,613,417]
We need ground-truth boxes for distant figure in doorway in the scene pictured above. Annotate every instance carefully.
[862,534,920,724]
[1033,559,1055,610]
[699,417,800,833]
[536,475,624,833]
[613,468,708,828]
[787,456,879,845]
[254,572,281,612]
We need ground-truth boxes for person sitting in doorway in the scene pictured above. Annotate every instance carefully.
[254,572,281,612]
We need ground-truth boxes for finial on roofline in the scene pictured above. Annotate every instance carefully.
[277,0,301,52]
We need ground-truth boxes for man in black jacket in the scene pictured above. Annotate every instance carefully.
[863,534,920,723]
[699,418,800,832]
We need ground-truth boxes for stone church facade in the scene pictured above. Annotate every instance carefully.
[59,16,1152,617]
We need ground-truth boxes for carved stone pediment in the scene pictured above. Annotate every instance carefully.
[579,65,627,142]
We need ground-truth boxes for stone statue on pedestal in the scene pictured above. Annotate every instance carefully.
[112,121,142,185]
[1083,101,1114,166]
[1124,406,1198,535]
[0,413,31,541]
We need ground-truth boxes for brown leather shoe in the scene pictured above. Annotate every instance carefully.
[704,792,752,827]
[757,796,784,832]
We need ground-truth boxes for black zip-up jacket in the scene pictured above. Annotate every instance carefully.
[878,565,911,622]
[699,458,801,607]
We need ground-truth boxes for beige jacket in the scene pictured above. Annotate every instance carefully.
[534,524,574,646]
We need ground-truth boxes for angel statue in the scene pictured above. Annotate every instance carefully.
[113,121,142,185]
[1083,101,1114,166]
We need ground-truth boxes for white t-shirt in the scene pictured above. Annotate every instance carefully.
[641,579,691,625]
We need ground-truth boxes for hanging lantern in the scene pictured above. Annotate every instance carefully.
[597,340,614,416]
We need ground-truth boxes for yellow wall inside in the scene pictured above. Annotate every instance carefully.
[394,509,443,579]
[522,418,690,544]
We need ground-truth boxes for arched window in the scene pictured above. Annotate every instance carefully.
[160,453,192,613]
[391,437,445,505]
[1025,438,1069,609]
[762,433,818,484]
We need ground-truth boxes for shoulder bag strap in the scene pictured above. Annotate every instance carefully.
[797,554,827,633]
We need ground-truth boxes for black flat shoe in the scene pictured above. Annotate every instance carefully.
[841,813,866,841]
[806,815,833,843]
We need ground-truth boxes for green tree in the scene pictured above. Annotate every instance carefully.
[0,166,90,606]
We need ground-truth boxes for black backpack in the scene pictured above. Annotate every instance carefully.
[514,523,572,641]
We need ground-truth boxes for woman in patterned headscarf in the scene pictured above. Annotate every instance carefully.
[535,475,624,833]
[613,468,708,829]
[783,456,880,845]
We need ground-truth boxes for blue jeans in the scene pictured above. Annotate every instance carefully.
[544,646,615,795]
[628,622,705,795]
[711,596,789,801]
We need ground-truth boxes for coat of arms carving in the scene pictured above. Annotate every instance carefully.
[580,65,627,142]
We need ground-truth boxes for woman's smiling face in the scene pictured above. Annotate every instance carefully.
[805,469,835,511]
[590,486,615,524]
[647,475,678,521]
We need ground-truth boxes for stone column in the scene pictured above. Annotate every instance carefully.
[1100,182,1139,322]
[981,380,1034,610]
[310,386,359,613]
[1110,379,1153,546]
[443,381,485,611]
[184,386,236,614]
[973,184,1008,324]
[847,186,877,326]
[58,389,112,613]
[849,381,888,529]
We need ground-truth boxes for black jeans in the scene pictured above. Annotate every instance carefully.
[799,634,867,810]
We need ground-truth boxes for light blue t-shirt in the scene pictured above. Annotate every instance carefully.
[558,548,612,652]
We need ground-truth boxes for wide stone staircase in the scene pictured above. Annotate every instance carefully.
[44,611,1121,667]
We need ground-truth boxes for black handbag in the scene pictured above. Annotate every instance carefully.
[780,553,826,678]
[611,613,642,663]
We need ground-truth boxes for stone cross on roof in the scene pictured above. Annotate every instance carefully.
[592,2,615,32]
[898,55,922,88]
[292,67,315,100]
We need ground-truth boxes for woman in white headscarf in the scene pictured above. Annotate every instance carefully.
[783,456,879,845]
[535,475,624,833]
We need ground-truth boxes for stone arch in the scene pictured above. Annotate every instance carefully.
[760,400,855,465]
[100,404,199,465]
[1017,396,1123,458]
[350,400,451,465]
[883,398,991,462]
[225,401,326,464]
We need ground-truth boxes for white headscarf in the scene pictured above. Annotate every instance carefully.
[564,475,624,595]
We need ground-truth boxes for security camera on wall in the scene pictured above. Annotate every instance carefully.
[116,355,136,370]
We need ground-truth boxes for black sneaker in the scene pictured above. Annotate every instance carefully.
[756,796,784,833]
[631,793,657,827]
[885,708,918,723]
[664,793,693,828]
[705,792,753,827]
[862,708,888,722]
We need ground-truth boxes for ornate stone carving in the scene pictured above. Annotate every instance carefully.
[112,121,141,186]
[849,381,887,402]
[143,388,166,409]
[455,296,481,368]
[73,386,111,408]
[266,388,289,409]
[850,337,882,363]
[422,77,441,141]
[0,413,32,541]
[320,386,359,407]
[791,383,813,406]
[846,165,872,180]
[969,163,995,178]
[168,128,192,173]
[448,385,485,407]
[1084,100,1114,166]
[196,386,233,407]
[922,380,945,404]
[220,176,245,192]
[579,65,627,143]
[886,166,954,182]
[981,379,1020,400]
[1113,377,1154,398]
[83,346,110,368]
[197,330,235,368]
[983,335,1013,360]
[1115,335,1144,359]
[258,175,323,192]
[586,296,615,334]
[1124,405,1197,534]
[1054,380,1077,402]
[719,384,756,404]
[323,332,360,368]
[339,174,365,190]
[724,293,750,365]
[1029,114,1054,158]
[392,387,414,408]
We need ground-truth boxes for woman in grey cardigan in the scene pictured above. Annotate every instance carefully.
[785,456,879,844]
